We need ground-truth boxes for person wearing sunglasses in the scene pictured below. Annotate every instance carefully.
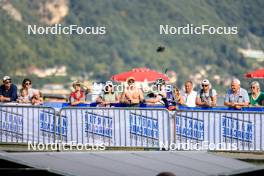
[224,78,249,109]
[248,81,264,106]
[0,76,18,102]
[19,78,35,101]
[196,79,217,107]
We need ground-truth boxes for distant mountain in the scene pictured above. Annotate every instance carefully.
[0,0,264,88]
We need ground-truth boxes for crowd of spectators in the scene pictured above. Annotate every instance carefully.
[0,76,43,105]
[1,75,264,109]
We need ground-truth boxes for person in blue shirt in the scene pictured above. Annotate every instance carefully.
[0,76,18,102]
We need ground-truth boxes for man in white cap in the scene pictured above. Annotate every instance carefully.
[0,76,18,102]
[196,79,217,107]
[224,78,249,109]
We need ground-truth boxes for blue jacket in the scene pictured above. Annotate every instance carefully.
[0,84,18,102]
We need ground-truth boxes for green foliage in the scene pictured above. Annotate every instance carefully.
[0,0,263,88]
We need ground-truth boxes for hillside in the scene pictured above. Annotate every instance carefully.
[0,0,264,89]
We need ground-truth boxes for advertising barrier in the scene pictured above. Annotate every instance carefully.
[59,107,171,147]
[1,104,264,151]
[171,109,263,151]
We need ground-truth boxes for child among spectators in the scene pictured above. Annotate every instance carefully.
[17,88,31,103]
[31,90,43,105]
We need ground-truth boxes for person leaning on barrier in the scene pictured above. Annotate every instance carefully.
[145,78,168,105]
[172,85,184,104]
[248,81,264,106]
[21,78,35,100]
[69,80,86,106]
[31,90,44,105]
[196,79,217,107]
[0,76,18,102]
[96,81,119,107]
[17,88,31,104]
[224,78,249,109]
[119,77,144,106]
[166,85,184,111]
[179,80,197,107]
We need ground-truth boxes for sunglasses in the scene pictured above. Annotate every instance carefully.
[202,84,208,87]
[128,80,134,83]
[4,81,11,84]
[251,86,257,89]
[25,82,31,85]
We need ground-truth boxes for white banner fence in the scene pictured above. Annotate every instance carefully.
[1,104,264,151]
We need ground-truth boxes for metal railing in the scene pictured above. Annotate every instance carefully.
[0,105,57,144]
[1,104,264,151]
[170,109,264,151]
[58,107,171,148]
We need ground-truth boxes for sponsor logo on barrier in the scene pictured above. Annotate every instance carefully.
[129,113,159,140]
[84,112,112,138]
[40,111,67,137]
[175,115,204,141]
[221,116,253,143]
[0,110,23,138]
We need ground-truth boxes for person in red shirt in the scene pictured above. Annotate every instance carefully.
[69,80,86,106]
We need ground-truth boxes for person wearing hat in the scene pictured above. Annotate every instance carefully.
[196,79,217,107]
[96,81,119,107]
[69,80,86,106]
[145,78,168,105]
[0,76,18,102]
[120,77,144,106]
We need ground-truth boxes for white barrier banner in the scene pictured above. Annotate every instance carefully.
[60,109,170,147]
[174,111,263,151]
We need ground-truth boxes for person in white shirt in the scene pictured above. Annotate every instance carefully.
[196,79,217,107]
[180,80,197,107]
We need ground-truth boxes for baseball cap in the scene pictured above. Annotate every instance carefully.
[3,76,11,82]
[201,79,210,85]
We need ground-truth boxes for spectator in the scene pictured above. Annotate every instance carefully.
[96,81,119,107]
[21,78,35,100]
[0,76,18,102]
[17,88,31,103]
[248,81,264,106]
[145,78,168,105]
[69,80,86,106]
[31,90,43,105]
[224,78,249,109]
[196,79,217,107]
[172,85,184,105]
[180,80,197,107]
[120,77,144,106]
